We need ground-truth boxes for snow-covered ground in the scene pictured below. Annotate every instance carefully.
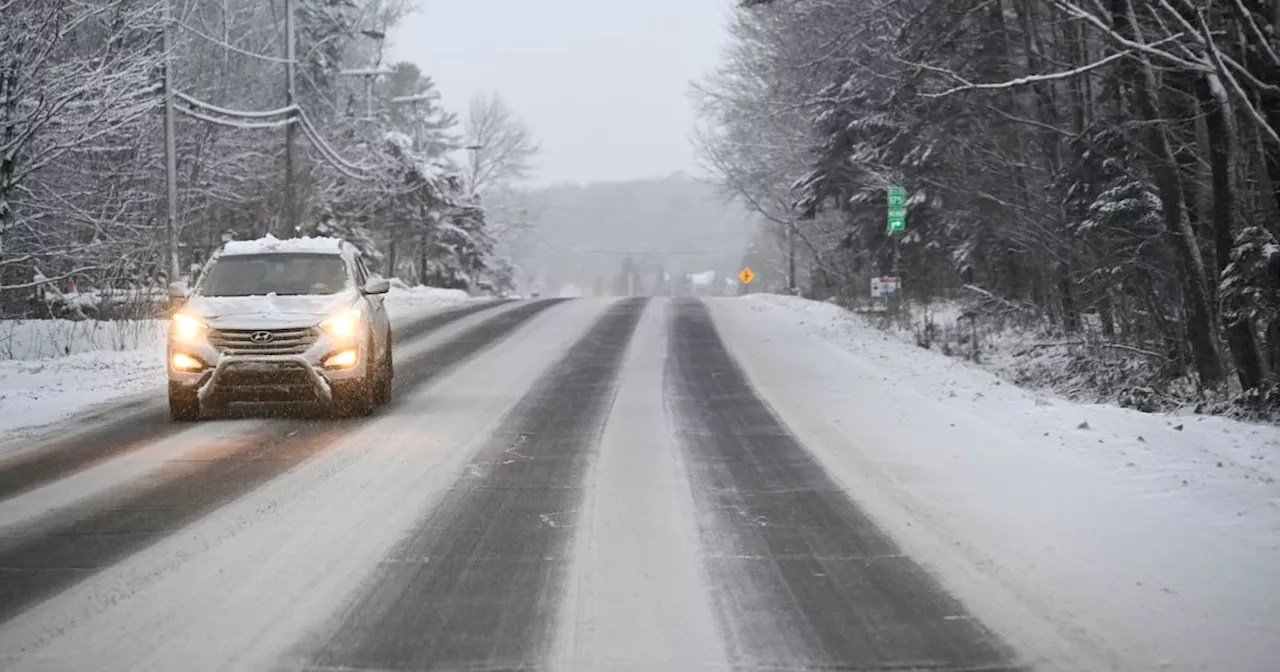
[0,348,164,441]
[0,296,1274,671]
[717,294,1280,672]
[868,295,1244,416]
[0,285,478,440]
[0,318,167,442]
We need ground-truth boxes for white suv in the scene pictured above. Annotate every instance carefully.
[166,236,393,421]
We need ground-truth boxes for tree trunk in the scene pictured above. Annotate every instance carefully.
[1267,319,1280,381]
[1115,0,1225,388]
[1099,290,1117,338]
[1,62,15,241]
[418,241,428,287]
[1250,127,1280,240]
[1057,263,1079,333]
[386,238,398,280]
[785,223,796,294]
[0,63,19,313]
[1197,77,1265,390]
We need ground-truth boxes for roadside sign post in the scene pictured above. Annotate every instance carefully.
[738,267,755,295]
[886,186,906,315]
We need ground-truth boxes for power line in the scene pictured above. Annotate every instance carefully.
[295,108,375,177]
[172,92,383,182]
[175,104,296,130]
[296,67,344,117]
[162,0,448,228]
[295,116,374,181]
[171,90,377,181]
[176,92,296,119]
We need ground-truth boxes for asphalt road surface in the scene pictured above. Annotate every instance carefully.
[0,298,1029,672]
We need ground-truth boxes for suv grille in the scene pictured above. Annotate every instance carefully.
[209,326,318,355]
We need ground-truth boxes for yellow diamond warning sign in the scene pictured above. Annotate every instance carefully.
[738,268,756,285]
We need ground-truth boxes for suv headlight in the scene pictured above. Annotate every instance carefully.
[171,312,207,342]
[320,308,362,339]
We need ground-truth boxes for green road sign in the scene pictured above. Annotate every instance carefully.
[888,210,906,232]
[887,186,906,231]
[887,185,906,209]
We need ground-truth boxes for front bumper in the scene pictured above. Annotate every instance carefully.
[196,354,335,404]
[169,331,366,406]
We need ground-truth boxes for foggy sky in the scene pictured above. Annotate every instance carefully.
[388,0,734,186]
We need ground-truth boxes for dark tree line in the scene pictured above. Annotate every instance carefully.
[699,0,1280,408]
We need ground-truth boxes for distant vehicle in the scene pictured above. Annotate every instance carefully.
[165,236,393,421]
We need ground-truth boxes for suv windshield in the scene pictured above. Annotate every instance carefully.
[198,253,350,297]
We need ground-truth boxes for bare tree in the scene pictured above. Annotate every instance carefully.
[2,0,165,310]
[462,92,540,195]
[0,0,508,318]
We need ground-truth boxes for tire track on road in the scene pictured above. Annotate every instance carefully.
[394,299,510,337]
[0,299,560,624]
[665,298,1026,671]
[0,300,507,503]
[308,297,647,672]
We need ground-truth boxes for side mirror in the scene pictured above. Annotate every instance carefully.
[167,281,188,298]
[363,277,390,295]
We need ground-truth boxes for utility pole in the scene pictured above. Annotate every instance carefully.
[464,144,484,194]
[785,222,796,294]
[282,0,297,238]
[408,100,420,149]
[161,0,180,281]
[338,67,393,121]
[338,30,389,125]
[364,29,384,119]
[390,91,441,151]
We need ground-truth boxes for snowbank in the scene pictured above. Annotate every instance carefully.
[0,319,167,441]
[726,293,1280,671]
[0,350,164,441]
[0,319,166,361]
[384,281,475,314]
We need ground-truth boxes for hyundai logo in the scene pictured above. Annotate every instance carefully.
[249,331,274,343]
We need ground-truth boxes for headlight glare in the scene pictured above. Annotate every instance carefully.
[324,349,359,369]
[171,352,204,371]
[171,313,207,342]
[320,309,362,339]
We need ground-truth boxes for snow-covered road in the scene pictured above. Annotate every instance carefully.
[0,297,1274,672]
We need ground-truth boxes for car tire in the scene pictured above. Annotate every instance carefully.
[333,338,376,418]
[169,383,201,422]
[374,333,394,406]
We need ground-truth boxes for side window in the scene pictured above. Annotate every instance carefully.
[357,258,375,284]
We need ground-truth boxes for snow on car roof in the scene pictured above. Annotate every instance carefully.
[219,234,346,256]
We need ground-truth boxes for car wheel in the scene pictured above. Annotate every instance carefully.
[169,383,201,422]
[333,339,376,418]
[374,332,394,406]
